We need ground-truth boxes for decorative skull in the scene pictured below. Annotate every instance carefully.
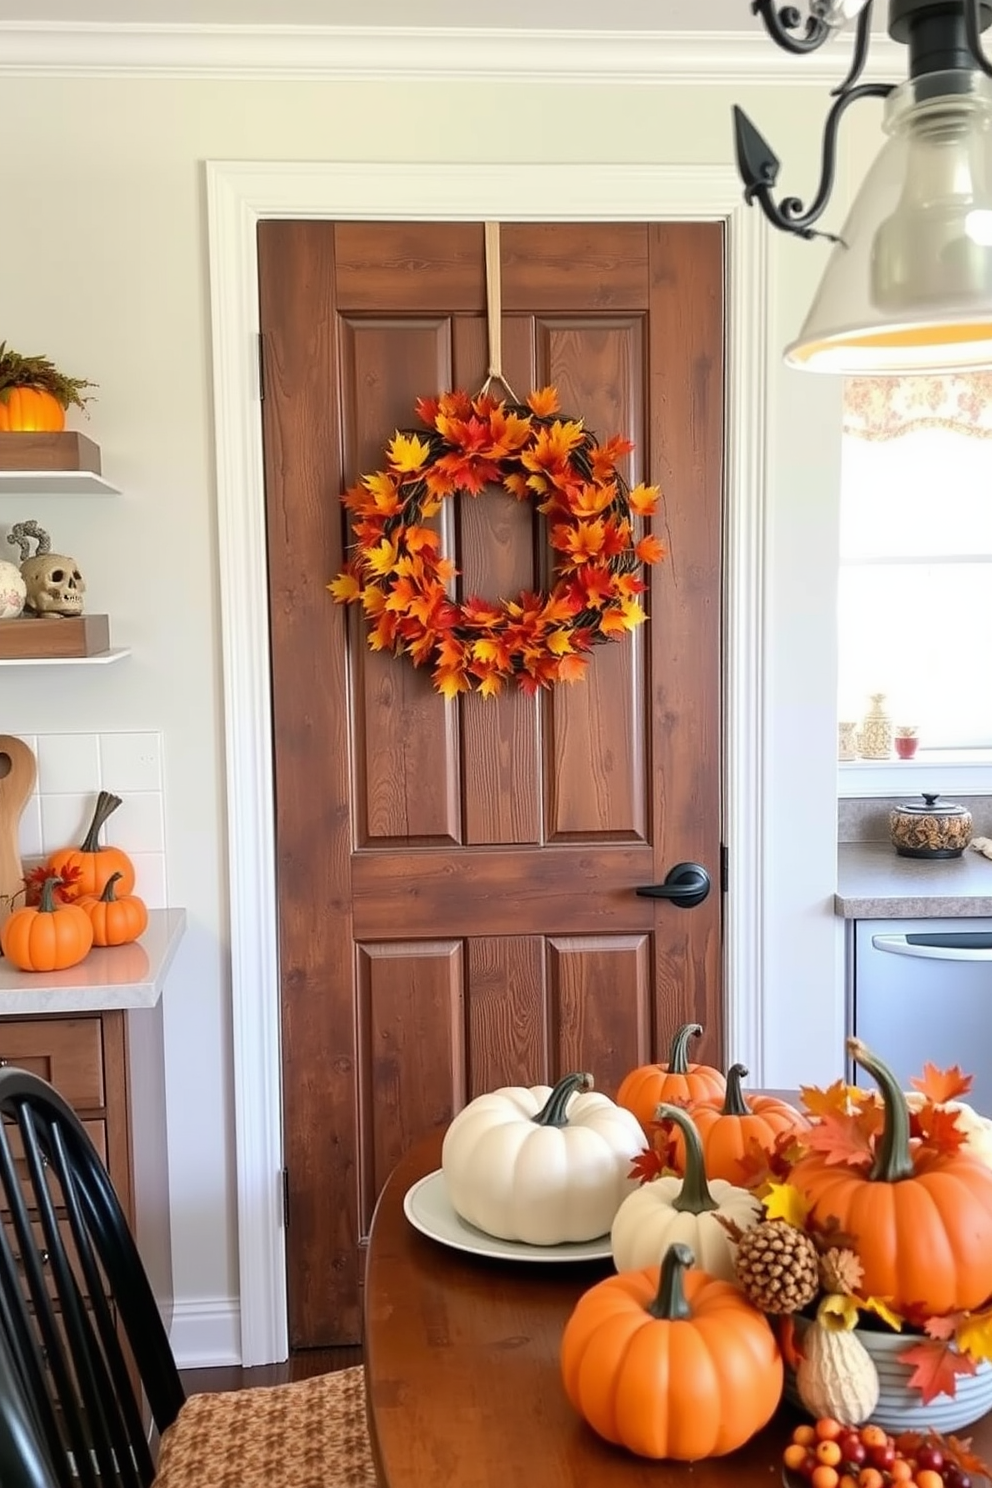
[0,559,26,619]
[22,553,86,615]
[7,519,86,617]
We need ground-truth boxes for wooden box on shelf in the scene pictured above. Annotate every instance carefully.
[0,432,102,474]
[0,613,110,659]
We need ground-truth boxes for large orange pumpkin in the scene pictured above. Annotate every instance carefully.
[560,1241,783,1459]
[0,876,93,972]
[47,790,135,899]
[616,1023,726,1132]
[0,386,65,432]
[789,1038,992,1318]
[673,1063,808,1185]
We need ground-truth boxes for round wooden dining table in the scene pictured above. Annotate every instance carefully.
[363,1129,815,1488]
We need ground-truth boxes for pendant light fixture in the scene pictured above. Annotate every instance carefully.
[735,1,992,373]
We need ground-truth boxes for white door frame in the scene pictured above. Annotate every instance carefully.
[205,159,771,1364]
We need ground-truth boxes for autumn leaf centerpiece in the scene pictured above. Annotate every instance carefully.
[329,386,665,698]
[724,1039,992,1413]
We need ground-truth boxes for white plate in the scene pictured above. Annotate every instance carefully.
[402,1169,615,1263]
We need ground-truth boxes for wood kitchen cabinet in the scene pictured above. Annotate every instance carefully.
[0,1004,173,1326]
[0,910,187,1326]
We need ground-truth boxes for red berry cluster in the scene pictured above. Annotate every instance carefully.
[783,1419,973,1488]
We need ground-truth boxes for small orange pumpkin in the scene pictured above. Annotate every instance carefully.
[789,1038,992,1317]
[47,790,135,898]
[616,1023,726,1132]
[77,872,148,947]
[0,386,65,432]
[672,1063,808,1185]
[0,876,93,972]
[560,1241,783,1459]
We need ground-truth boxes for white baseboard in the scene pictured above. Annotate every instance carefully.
[168,1295,244,1370]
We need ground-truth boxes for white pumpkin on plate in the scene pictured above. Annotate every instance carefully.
[610,1102,761,1280]
[441,1072,646,1245]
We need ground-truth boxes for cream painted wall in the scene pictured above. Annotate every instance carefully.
[0,64,867,1362]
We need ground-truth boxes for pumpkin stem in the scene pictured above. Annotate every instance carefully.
[100,872,123,904]
[646,1242,695,1321]
[667,1023,703,1075]
[38,876,61,914]
[720,1063,752,1117]
[846,1036,915,1182]
[80,791,122,853]
[656,1104,719,1214]
[532,1073,593,1127]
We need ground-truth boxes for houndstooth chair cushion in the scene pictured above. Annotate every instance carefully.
[153,1364,377,1488]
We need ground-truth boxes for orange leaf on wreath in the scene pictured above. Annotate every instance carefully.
[898,1338,979,1404]
[527,386,560,418]
[626,482,661,516]
[556,653,591,684]
[911,1062,974,1102]
[636,534,667,565]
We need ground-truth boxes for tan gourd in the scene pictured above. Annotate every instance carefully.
[795,1296,880,1425]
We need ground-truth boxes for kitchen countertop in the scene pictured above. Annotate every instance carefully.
[836,843,992,918]
[0,908,186,1013]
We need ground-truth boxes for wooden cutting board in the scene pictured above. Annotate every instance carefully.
[0,734,37,930]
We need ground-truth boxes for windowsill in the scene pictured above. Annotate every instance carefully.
[839,752,992,798]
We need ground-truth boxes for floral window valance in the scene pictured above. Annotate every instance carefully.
[843,372,992,440]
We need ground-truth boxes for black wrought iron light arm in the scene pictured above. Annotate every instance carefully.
[733,81,894,240]
[750,1,833,53]
[965,0,992,76]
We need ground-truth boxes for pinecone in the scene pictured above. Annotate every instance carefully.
[734,1219,820,1313]
[818,1246,864,1296]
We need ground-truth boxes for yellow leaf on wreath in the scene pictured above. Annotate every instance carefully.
[365,539,398,577]
[476,672,505,699]
[328,573,361,604]
[627,483,661,516]
[434,667,471,700]
[387,432,430,473]
[761,1182,812,1228]
[956,1308,992,1363]
[546,630,575,656]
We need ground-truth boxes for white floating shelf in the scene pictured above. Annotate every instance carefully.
[0,647,131,667]
[0,470,120,496]
[0,909,187,1013]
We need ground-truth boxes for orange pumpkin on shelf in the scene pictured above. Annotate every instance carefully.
[669,1063,808,1185]
[46,790,135,898]
[0,341,95,432]
[616,1023,726,1132]
[77,872,148,948]
[0,876,93,972]
[560,1241,783,1460]
[789,1037,992,1318]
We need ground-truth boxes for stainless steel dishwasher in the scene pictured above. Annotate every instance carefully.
[851,916,992,1116]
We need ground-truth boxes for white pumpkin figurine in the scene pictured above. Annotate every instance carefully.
[441,1072,645,1245]
[610,1102,762,1281]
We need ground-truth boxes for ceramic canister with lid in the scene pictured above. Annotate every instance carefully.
[889,793,973,859]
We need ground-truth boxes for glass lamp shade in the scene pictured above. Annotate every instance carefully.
[811,0,872,27]
[786,71,992,374]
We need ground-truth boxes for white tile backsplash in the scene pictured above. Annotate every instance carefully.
[7,730,167,910]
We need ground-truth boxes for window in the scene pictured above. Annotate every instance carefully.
[838,375,992,752]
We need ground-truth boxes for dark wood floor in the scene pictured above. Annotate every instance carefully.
[179,1346,363,1394]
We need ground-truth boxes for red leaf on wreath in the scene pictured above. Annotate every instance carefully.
[911,1062,974,1102]
[898,1338,979,1404]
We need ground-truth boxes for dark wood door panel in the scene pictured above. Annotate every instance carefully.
[259,217,725,1347]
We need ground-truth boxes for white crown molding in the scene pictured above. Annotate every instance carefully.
[0,21,904,83]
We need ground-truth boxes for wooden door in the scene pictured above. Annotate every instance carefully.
[257,219,725,1349]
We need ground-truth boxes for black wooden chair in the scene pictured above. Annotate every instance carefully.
[0,1065,377,1488]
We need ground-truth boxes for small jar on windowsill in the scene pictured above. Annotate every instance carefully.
[894,726,919,760]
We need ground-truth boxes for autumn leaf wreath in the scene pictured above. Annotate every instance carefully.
[329,386,666,698]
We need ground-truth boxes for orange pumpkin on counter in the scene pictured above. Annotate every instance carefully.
[77,872,148,947]
[46,790,135,899]
[616,1023,726,1132]
[0,876,93,972]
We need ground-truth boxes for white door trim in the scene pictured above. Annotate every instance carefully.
[205,159,771,1365]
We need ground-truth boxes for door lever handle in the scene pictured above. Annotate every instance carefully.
[635,862,711,910]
